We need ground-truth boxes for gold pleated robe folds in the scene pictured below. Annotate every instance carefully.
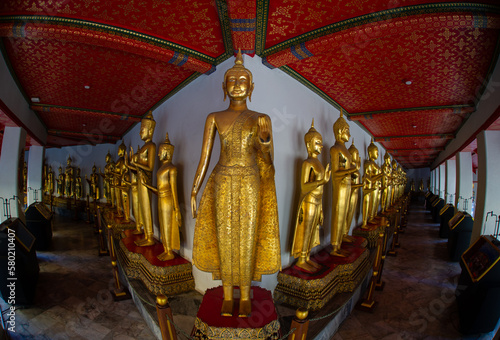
[291,190,321,258]
[193,111,280,284]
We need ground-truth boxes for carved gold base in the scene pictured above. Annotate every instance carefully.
[116,230,195,295]
[353,223,384,248]
[274,237,370,311]
[191,286,280,340]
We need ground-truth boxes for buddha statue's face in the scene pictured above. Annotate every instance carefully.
[307,135,323,156]
[106,154,111,163]
[369,146,378,161]
[49,166,52,172]
[385,155,391,164]
[224,68,253,101]
[352,151,360,169]
[158,144,172,162]
[140,121,153,141]
[92,165,96,173]
[118,145,126,158]
[58,167,62,173]
[67,157,71,166]
[76,168,80,175]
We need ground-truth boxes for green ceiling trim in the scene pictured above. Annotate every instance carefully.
[215,0,235,65]
[0,15,220,65]
[260,2,500,57]
[255,0,269,56]
[350,104,475,117]
[280,65,345,113]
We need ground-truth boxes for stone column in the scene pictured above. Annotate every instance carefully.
[439,164,446,199]
[27,145,45,206]
[445,159,456,205]
[0,126,27,223]
[455,152,473,214]
[472,131,500,243]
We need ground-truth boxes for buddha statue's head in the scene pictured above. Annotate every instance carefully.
[118,141,126,158]
[76,167,81,176]
[140,111,156,141]
[49,165,52,172]
[367,138,378,161]
[58,166,62,173]
[67,155,72,166]
[348,141,360,169]
[158,133,174,162]
[333,109,350,143]
[223,49,254,102]
[384,152,391,164]
[92,164,97,173]
[392,159,398,170]
[105,151,112,164]
[304,119,323,157]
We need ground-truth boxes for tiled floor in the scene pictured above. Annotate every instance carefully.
[332,198,499,340]
[1,214,156,340]
[2,199,499,340]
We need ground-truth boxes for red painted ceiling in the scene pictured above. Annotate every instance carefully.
[0,0,499,168]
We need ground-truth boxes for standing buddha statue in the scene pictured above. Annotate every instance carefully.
[56,166,64,197]
[64,156,74,197]
[191,50,280,317]
[47,166,54,195]
[126,111,156,246]
[380,152,392,213]
[330,110,357,257]
[345,141,363,240]
[75,168,82,199]
[291,120,331,272]
[143,133,181,261]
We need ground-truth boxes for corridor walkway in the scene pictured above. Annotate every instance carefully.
[333,198,498,340]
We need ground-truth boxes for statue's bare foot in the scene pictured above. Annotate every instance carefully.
[239,299,251,317]
[132,229,143,235]
[307,260,321,270]
[135,238,154,246]
[157,251,175,261]
[330,248,350,257]
[295,259,317,273]
[342,235,356,243]
[221,299,234,317]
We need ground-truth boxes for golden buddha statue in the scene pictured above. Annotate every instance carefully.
[390,160,398,205]
[291,120,331,272]
[47,165,54,195]
[330,110,357,257]
[86,164,100,200]
[101,151,114,206]
[124,146,143,235]
[380,152,392,213]
[75,167,82,199]
[191,50,280,317]
[114,142,130,221]
[126,111,156,246]
[367,140,382,223]
[142,133,181,261]
[56,166,64,196]
[345,141,363,240]
[419,178,424,192]
[42,164,47,193]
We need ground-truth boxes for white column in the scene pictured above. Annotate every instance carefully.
[430,169,434,192]
[455,152,473,214]
[471,131,500,244]
[0,126,27,223]
[439,164,446,199]
[445,159,456,205]
[27,145,44,206]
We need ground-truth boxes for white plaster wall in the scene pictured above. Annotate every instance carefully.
[44,55,386,294]
[405,167,430,191]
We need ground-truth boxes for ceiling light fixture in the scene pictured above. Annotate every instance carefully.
[402,79,413,85]
[84,85,90,89]
[31,97,40,103]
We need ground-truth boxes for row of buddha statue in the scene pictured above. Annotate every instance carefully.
[42,157,84,199]
[40,51,408,317]
[291,116,407,272]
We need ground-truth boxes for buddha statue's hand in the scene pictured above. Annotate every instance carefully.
[324,163,331,183]
[176,210,182,226]
[191,193,197,218]
[257,115,271,144]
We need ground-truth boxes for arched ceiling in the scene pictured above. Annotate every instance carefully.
[0,0,499,168]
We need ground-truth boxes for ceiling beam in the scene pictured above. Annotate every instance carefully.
[48,129,120,144]
[349,105,474,120]
[31,104,142,122]
[375,134,454,141]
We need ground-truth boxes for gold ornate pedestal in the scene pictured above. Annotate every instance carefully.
[116,230,195,295]
[274,237,370,311]
[353,222,385,248]
[191,286,280,340]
